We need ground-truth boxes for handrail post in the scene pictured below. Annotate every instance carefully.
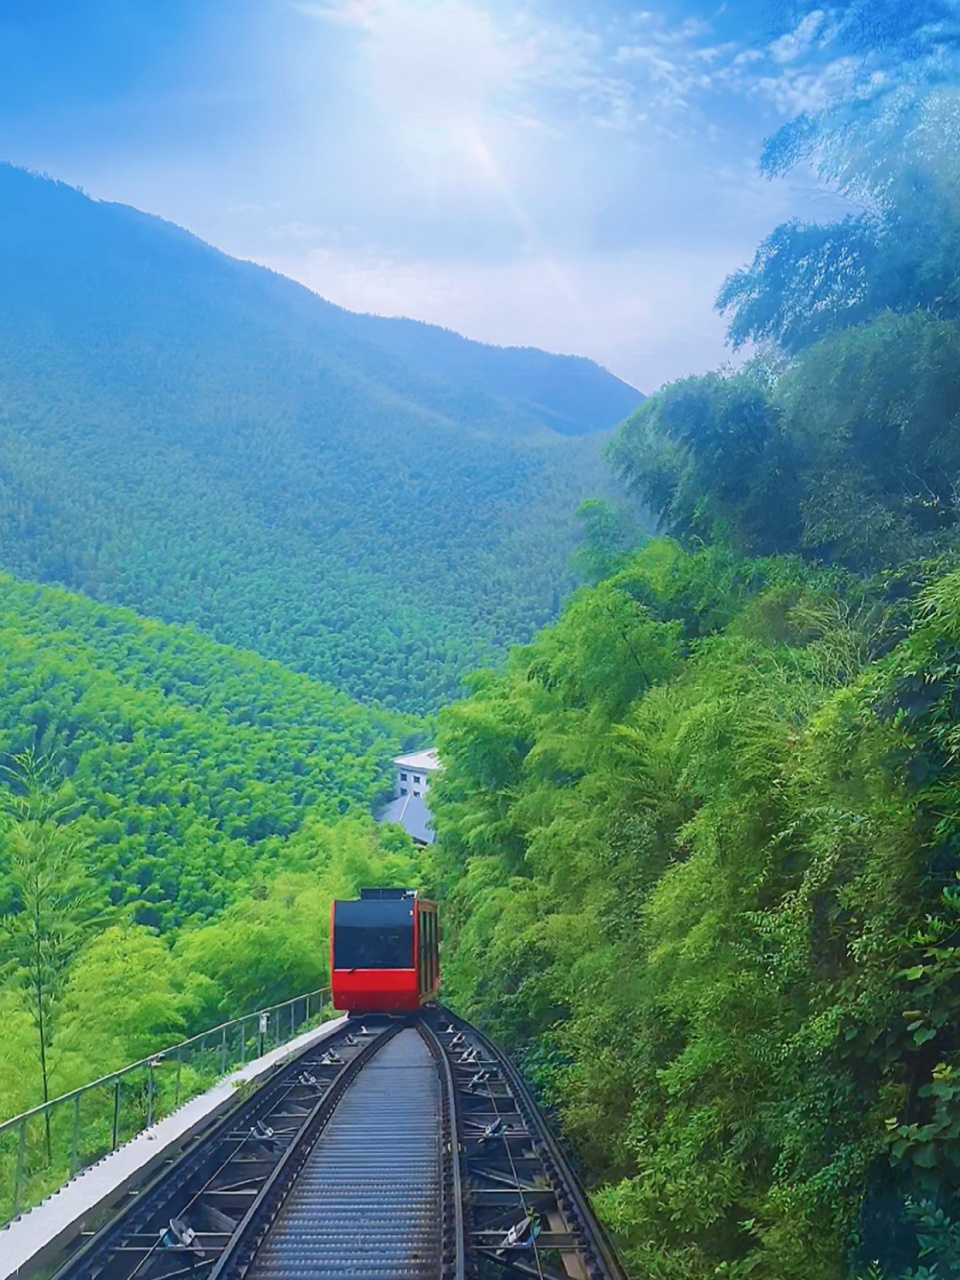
[111,1078,120,1151]
[220,1025,227,1075]
[70,1093,81,1176]
[146,1062,155,1129]
[13,1117,26,1217]
[175,1047,182,1108]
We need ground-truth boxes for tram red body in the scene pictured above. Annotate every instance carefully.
[331,889,440,1015]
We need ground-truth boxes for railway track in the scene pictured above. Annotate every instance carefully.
[47,1010,627,1280]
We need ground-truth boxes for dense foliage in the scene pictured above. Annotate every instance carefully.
[608,312,960,571]
[431,543,960,1278]
[0,578,431,1133]
[0,164,639,715]
[428,13,960,1278]
[0,791,424,1122]
[8,6,960,1273]
[0,573,418,928]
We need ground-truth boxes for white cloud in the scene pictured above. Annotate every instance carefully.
[19,0,873,390]
[769,9,827,65]
[746,55,859,116]
[293,0,379,28]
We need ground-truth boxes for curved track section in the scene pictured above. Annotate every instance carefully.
[427,1008,629,1280]
[47,1010,625,1280]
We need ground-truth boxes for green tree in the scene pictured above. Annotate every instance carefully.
[607,371,802,556]
[55,925,190,1078]
[719,7,960,355]
[608,313,960,573]
[0,754,103,1146]
[572,499,647,585]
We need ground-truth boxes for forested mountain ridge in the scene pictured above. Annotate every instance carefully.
[325,309,641,438]
[0,165,640,714]
[1,165,640,438]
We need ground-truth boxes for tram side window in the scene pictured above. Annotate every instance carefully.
[418,909,426,994]
[424,910,435,991]
[421,910,433,994]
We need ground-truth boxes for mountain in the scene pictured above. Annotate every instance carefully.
[0,572,417,929]
[0,165,642,712]
[326,310,643,438]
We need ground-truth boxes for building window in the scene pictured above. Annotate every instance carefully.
[413,774,421,783]
[400,772,408,781]
[400,787,408,795]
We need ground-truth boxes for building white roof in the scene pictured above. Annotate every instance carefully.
[378,793,436,844]
[393,748,442,772]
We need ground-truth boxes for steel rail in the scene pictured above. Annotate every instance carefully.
[42,1004,627,1280]
[243,1025,443,1280]
[431,1005,630,1280]
[205,1019,406,1280]
[419,1017,467,1280]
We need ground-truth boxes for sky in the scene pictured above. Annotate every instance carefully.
[0,0,858,391]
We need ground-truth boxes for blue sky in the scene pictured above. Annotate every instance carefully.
[0,1,860,389]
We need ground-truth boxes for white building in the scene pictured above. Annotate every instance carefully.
[393,748,442,800]
[377,748,443,846]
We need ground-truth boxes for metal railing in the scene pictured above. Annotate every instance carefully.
[0,986,332,1229]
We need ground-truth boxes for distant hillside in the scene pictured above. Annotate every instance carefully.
[0,573,416,928]
[0,166,641,712]
[328,310,642,437]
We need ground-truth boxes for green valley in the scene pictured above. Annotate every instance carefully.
[0,574,431,1124]
[6,5,960,1276]
[0,574,421,928]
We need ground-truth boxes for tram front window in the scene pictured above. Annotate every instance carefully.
[334,900,415,969]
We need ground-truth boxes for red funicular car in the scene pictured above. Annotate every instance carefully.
[331,888,440,1015]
